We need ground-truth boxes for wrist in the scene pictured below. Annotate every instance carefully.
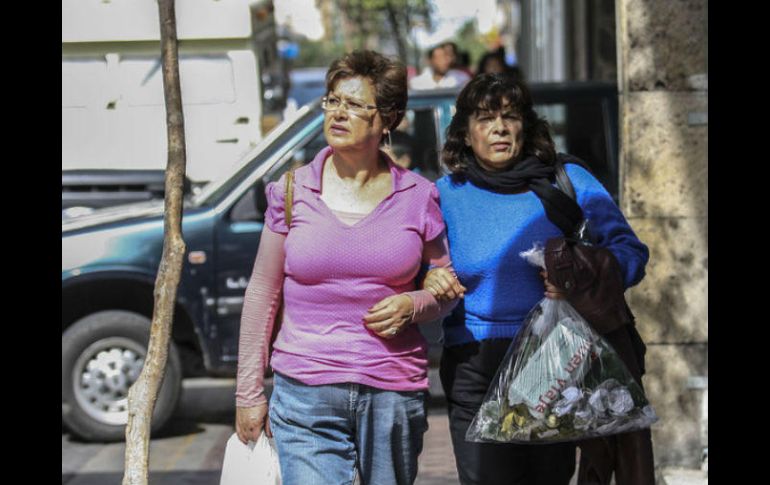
[400,293,416,324]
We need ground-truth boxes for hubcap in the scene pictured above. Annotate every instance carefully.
[72,337,146,426]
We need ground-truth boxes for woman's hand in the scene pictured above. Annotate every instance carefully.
[235,402,270,444]
[422,267,466,301]
[540,270,567,300]
[363,294,414,339]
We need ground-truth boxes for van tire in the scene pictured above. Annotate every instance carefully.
[62,310,182,442]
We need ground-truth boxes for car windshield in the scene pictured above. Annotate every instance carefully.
[288,67,327,108]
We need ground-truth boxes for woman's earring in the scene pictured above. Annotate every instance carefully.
[385,129,392,149]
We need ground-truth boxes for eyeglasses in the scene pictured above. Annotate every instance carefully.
[321,95,378,117]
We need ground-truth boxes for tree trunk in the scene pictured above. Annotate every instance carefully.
[385,1,408,64]
[352,1,369,50]
[339,0,356,52]
[404,6,420,68]
[122,1,187,484]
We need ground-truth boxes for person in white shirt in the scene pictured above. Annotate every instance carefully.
[409,43,471,90]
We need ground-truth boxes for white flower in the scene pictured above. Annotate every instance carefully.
[553,387,583,417]
[588,388,609,414]
[608,387,634,416]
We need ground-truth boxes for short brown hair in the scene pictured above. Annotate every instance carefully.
[325,50,407,131]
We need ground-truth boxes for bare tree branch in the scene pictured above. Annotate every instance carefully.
[122,0,187,483]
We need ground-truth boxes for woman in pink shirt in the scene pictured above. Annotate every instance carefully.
[233,50,464,485]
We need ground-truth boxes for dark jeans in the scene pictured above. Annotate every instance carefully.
[439,338,576,485]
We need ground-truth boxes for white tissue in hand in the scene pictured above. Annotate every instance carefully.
[519,243,546,270]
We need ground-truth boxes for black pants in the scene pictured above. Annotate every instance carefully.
[439,339,576,485]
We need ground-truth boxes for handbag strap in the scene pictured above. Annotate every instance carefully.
[284,169,295,227]
[553,159,596,243]
[269,169,295,351]
[554,160,577,201]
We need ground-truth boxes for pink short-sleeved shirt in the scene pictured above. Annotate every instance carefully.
[265,146,445,391]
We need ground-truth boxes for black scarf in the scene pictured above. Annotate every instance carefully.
[462,153,585,237]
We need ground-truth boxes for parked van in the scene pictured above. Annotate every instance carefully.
[62,0,279,208]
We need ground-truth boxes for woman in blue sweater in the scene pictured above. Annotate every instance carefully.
[423,74,650,484]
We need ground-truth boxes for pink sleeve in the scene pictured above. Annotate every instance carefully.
[235,226,286,407]
[264,174,289,235]
[405,230,459,323]
[421,183,446,242]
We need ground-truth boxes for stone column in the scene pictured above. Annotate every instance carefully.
[616,0,707,469]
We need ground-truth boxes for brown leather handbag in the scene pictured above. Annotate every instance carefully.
[545,162,655,485]
[543,238,633,335]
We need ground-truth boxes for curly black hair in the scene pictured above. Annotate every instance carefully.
[441,73,556,177]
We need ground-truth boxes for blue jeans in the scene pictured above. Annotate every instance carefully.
[269,372,429,485]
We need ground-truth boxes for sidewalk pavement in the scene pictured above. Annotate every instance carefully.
[658,467,708,485]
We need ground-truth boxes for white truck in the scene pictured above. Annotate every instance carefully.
[62,0,278,211]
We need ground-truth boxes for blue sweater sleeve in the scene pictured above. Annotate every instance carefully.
[567,165,649,289]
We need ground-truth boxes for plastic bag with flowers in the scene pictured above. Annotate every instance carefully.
[465,243,658,444]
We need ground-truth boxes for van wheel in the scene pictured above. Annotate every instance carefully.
[62,310,182,442]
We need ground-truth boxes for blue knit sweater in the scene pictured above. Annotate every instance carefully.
[436,164,649,347]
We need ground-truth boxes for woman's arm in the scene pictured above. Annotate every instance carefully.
[583,195,649,289]
[235,226,286,407]
[363,232,461,338]
[407,232,462,323]
[364,184,459,337]
[569,165,650,289]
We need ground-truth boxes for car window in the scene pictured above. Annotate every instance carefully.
[229,186,261,222]
[264,126,327,184]
[228,117,327,222]
[393,108,440,181]
[536,100,616,197]
[406,108,439,180]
